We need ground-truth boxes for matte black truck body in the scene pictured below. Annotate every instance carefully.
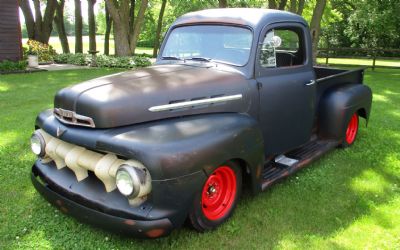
[30,8,372,238]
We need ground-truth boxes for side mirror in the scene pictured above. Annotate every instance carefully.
[259,35,282,48]
[270,36,282,48]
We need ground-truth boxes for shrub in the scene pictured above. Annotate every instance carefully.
[0,60,28,72]
[53,53,71,64]
[26,40,57,63]
[96,55,151,68]
[133,56,152,67]
[53,53,151,68]
[22,46,29,60]
[96,55,135,68]
[54,53,89,65]
[134,52,153,58]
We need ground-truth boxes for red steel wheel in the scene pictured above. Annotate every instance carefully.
[188,162,242,232]
[201,166,237,220]
[341,113,359,147]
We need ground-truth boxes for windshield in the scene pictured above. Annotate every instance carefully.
[162,25,253,66]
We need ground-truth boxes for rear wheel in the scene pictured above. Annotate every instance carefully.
[188,162,242,232]
[341,113,359,147]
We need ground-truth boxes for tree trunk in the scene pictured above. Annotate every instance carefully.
[153,0,167,57]
[106,0,149,56]
[104,4,112,55]
[278,0,288,10]
[107,0,131,56]
[129,0,148,54]
[297,0,305,15]
[40,0,57,43]
[219,0,228,8]
[268,0,277,9]
[310,0,327,64]
[289,0,297,13]
[18,0,56,44]
[129,0,135,41]
[33,0,42,41]
[18,0,35,39]
[74,0,83,53]
[54,0,70,53]
[88,0,97,52]
[112,20,131,56]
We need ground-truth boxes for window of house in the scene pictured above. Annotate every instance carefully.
[259,27,305,68]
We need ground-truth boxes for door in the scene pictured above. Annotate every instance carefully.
[255,22,316,156]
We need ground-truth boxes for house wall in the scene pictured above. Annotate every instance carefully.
[0,0,22,61]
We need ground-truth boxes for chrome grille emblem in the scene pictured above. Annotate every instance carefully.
[54,108,96,128]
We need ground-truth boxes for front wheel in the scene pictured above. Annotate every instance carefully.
[340,113,359,147]
[188,162,242,232]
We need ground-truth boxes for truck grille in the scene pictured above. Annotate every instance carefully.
[37,129,132,192]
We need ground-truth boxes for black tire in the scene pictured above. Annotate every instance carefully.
[340,113,359,148]
[188,161,242,232]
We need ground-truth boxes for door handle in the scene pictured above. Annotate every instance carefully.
[305,80,316,86]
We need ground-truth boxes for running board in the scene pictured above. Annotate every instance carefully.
[261,139,339,191]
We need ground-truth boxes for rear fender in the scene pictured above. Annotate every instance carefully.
[318,83,372,140]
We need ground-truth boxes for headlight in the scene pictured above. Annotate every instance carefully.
[30,131,46,157]
[116,165,144,198]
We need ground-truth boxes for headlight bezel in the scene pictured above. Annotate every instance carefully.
[116,165,143,198]
[30,131,46,157]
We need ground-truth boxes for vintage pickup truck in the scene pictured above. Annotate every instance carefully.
[30,8,372,238]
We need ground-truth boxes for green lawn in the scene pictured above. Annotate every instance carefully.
[1,68,400,249]
[317,57,400,68]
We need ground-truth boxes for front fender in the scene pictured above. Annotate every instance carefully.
[37,112,265,193]
[98,113,265,193]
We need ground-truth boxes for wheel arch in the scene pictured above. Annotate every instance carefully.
[318,83,372,140]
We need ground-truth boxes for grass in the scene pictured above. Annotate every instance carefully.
[317,57,400,68]
[22,36,153,56]
[1,67,400,249]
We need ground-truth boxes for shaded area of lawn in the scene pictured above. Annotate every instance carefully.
[0,68,399,249]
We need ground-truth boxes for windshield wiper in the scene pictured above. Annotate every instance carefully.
[161,56,183,60]
[186,57,212,62]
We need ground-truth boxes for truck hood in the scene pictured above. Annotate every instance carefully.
[54,64,250,128]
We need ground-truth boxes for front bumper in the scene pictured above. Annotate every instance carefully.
[32,160,174,238]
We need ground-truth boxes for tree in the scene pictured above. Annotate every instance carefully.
[18,0,57,44]
[106,0,149,56]
[345,0,400,50]
[288,0,305,15]
[297,0,305,15]
[74,0,83,53]
[54,0,70,53]
[219,0,228,8]
[104,4,113,55]
[153,0,167,57]
[88,0,97,52]
[310,0,327,63]
[268,0,287,10]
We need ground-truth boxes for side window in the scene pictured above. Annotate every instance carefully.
[259,27,305,68]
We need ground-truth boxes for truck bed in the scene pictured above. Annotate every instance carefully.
[314,66,365,104]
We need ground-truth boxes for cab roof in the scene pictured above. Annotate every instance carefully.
[172,8,308,31]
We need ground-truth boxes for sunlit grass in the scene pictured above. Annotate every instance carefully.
[317,57,400,67]
[0,67,399,249]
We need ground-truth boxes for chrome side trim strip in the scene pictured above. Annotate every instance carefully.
[148,94,243,112]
